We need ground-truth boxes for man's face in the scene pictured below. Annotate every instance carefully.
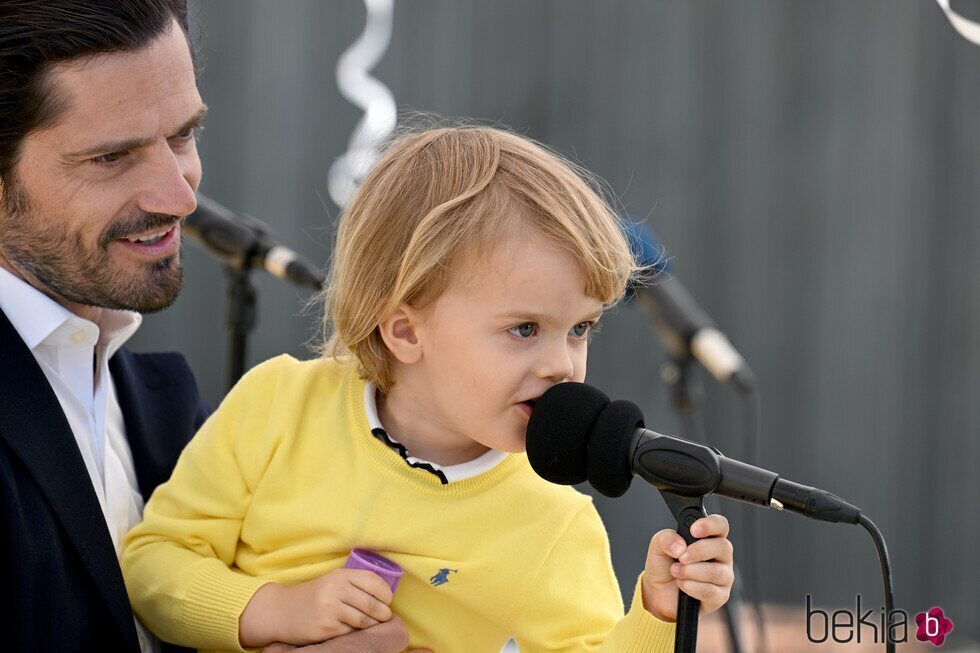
[407,230,604,457]
[0,19,205,314]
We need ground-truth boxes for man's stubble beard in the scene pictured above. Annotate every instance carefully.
[0,178,184,314]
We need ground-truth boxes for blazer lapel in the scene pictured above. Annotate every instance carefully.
[110,350,165,502]
[0,309,140,651]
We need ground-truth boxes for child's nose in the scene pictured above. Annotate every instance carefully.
[534,341,575,382]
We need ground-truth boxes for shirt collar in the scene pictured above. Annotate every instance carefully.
[0,265,141,354]
[364,380,385,431]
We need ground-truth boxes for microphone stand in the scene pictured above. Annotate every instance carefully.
[660,356,747,653]
[187,195,325,391]
[224,266,257,392]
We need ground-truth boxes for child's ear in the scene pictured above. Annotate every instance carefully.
[377,304,423,364]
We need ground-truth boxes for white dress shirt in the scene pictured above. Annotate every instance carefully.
[0,266,158,653]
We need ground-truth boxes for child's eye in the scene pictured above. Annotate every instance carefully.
[570,322,591,337]
[509,323,537,338]
[571,320,602,340]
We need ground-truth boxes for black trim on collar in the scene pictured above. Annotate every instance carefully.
[371,427,449,484]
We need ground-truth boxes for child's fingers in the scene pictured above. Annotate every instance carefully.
[337,602,382,630]
[678,535,733,565]
[345,569,395,605]
[675,578,731,611]
[670,560,735,588]
[342,585,394,623]
[690,514,729,539]
[645,528,688,582]
[651,528,688,559]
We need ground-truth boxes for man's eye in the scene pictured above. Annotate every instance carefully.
[174,125,202,141]
[91,151,127,166]
[509,323,537,338]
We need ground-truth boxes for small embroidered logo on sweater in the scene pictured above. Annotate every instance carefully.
[429,568,458,587]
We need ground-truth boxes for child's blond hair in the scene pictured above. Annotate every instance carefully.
[321,124,643,392]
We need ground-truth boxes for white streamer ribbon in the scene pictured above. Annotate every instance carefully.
[935,0,980,46]
[328,0,397,209]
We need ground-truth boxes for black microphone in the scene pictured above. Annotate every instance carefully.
[623,220,756,392]
[184,194,325,290]
[526,382,861,525]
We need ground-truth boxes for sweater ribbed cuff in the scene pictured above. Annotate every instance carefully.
[182,563,272,652]
[623,573,677,652]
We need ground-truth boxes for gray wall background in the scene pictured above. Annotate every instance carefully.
[130,0,980,643]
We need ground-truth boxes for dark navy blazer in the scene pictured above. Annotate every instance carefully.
[0,307,210,652]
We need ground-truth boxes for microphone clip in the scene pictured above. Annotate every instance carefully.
[632,431,724,496]
[659,490,709,545]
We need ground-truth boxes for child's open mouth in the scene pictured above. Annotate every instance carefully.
[517,398,538,417]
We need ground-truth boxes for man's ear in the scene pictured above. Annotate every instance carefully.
[377,304,423,364]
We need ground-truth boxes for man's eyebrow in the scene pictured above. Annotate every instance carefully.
[67,104,208,159]
[495,309,604,323]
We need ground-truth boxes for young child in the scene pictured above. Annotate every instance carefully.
[122,126,735,652]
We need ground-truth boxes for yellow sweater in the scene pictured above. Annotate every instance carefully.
[122,355,676,652]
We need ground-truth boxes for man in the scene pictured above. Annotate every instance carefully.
[0,2,412,651]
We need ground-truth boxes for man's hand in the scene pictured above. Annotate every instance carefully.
[261,615,433,653]
[640,514,735,622]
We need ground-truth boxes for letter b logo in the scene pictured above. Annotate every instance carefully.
[915,607,953,647]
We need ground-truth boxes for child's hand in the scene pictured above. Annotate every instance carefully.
[640,514,734,623]
[240,568,394,648]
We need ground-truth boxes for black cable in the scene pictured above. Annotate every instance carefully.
[740,388,767,653]
[858,514,896,653]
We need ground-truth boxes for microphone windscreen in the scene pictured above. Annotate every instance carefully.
[587,400,645,497]
[526,382,610,485]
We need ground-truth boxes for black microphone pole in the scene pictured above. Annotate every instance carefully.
[184,194,324,391]
[660,489,709,653]
[184,195,263,390]
[225,267,257,392]
[655,356,747,653]
[651,318,716,652]
[625,220,761,653]
[630,294,748,653]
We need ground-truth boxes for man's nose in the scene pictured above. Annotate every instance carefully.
[134,145,200,217]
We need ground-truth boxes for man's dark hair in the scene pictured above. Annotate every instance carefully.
[0,0,191,185]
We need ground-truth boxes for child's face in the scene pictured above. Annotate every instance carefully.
[398,230,604,459]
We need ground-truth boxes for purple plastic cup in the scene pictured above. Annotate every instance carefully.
[344,549,404,594]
